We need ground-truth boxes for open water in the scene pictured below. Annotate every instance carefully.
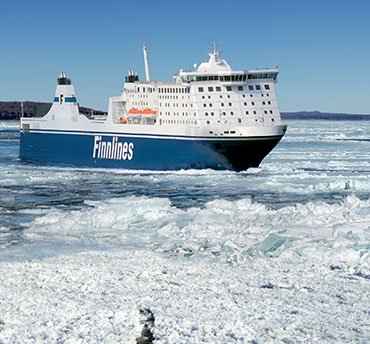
[0,119,369,343]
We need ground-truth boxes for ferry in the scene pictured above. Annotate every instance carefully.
[20,45,287,171]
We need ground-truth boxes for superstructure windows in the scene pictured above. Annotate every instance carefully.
[247,73,277,80]
[198,87,204,92]
[216,86,221,92]
[238,86,243,91]
[208,86,214,92]
[226,86,232,91]
[256,85,261,90]
[248,86,254,91]
[264,84,270,90]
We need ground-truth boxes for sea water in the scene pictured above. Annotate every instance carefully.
[0,120,369,343]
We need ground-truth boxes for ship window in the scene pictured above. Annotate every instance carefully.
[251,102,255,105]
[226,86,232,91]
[245,111,249,115]
[211,112,214,116]
[209,131,213,134]
[270,110,273,114]
[224,131,229,134]
[230,112,234,115]
[242,94,246,98]
[266,93,269,97]
[209,103,212,107]
[264,110,268,114]
[271,118,275,122]
[244,102,247,106]
[231,131,236,134]
[263,101,266,105]
[248,85,254,90]
[229,103,232,106]
[208,86,214,92]
[207,120,210,124]
[238,118,241,123]
[264,84,270,90]
[268,101,271,105]
[256,85,261,90]
[253,111,256,114]
[203,104,206,107]
[216,86,221,91]
[202,96,205,99]
[222,112,226,116]
[243,75,247,81]
[221,103,224,106]
[261,94,264,97]
[209,76,214,81]
[205,112,208,116]
[224,76,231,81]
[238,86,243,91]
[198,87,204,92]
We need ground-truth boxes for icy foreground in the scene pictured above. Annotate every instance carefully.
[0,248,369,343]
[1,120,370,343]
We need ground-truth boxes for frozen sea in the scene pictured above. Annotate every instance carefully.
[0,119,369,343]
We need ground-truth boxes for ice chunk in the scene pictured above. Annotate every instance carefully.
[255,233,294,257]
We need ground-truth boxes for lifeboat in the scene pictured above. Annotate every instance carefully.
[128,108,157,115]
[119,118,127,124]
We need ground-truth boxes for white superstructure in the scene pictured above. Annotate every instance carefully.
[107,46,283,138]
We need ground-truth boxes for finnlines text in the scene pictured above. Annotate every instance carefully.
[93,136,134,160]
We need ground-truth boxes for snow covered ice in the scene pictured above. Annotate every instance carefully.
[0,120,370,343]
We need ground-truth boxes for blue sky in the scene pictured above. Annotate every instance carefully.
[1,0,369,113]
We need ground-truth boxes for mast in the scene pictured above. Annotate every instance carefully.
[143,42,150,82]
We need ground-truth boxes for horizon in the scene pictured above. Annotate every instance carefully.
[1,0,370,114]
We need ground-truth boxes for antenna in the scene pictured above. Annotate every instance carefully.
[21,101,24,118]
[143,42,151,82]
[209,41,221,60]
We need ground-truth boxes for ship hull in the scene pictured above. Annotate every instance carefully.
[19,130,284,171]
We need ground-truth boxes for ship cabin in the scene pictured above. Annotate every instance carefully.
[108,49,282,132]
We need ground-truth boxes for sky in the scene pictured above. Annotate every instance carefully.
[1,0,369,114]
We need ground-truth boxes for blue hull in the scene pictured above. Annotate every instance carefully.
[19,131,283,171]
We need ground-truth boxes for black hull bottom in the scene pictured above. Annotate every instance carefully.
[207,136,283,171]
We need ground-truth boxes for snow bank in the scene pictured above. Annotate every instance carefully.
[0,250,369,343]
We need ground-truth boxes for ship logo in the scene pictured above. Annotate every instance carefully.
[93,136,134,160]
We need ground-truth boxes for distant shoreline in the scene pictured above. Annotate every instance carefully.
[0,101,369,121]
[281,111,370,121]
[0,101,105,120]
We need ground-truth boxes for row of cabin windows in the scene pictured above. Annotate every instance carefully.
[159,95,190,100]
[137,87,190,93]
[161,119,198,125]
[217,110,274,116]
[204,100,271,107]
[201,93,270,100]
[160,103,193,108]
[182,73,277,83]
[160,112,197,117]
[198,84,270,93]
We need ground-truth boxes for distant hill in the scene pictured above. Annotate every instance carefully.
[281,111,370,120]
[0,101,105,120]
